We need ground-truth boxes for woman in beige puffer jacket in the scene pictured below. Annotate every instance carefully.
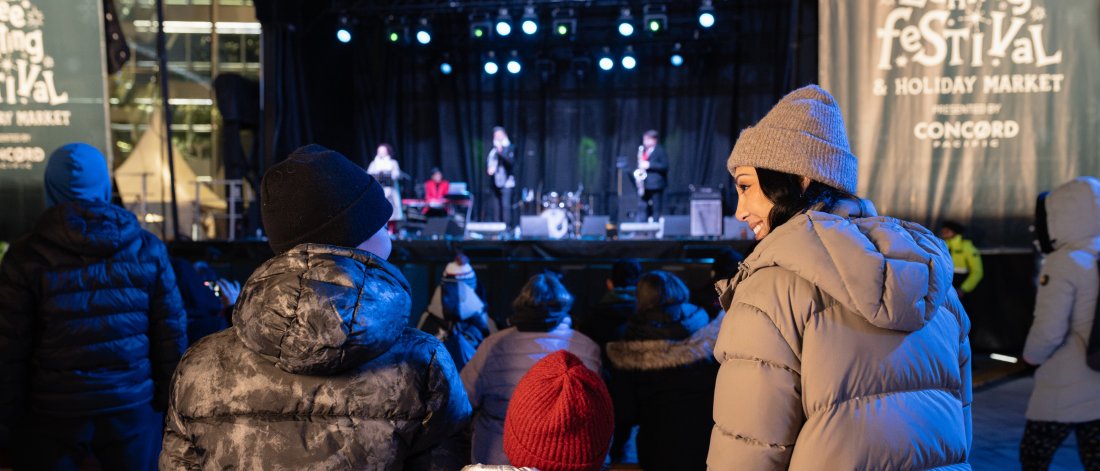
[707,85,972,470]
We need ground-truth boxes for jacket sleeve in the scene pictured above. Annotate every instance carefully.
[158,368,200,470]
[708,288,804,469]
[0,244,34,448]
[407,341,473,471]
[959,241,983,293]
[1022,260,1075,365]
[647,147,669,173]
[947,288,974,452]
[146,236,188,410]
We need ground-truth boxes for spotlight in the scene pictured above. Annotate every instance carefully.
[414,18,432,45]
[385,16,407,44]
[521,6,538,35]
[698,0,716,28]
[495,8,513,36]
[336,14,352,43]
[507,60,521,74]
[643,4,667,35]
[617,8,634,37]
[470,13,491,39]
[484,52,499,75]
[621,53,637,70]
[670,42,684,67]
[598,48,614,71]
[552,8,576,40]
[440,62,453,75]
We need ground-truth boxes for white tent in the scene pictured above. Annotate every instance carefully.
[114,109,226,237]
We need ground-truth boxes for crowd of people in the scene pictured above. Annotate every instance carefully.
[0,84,1096,470]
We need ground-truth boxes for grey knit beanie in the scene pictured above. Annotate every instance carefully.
[726,84,858,194]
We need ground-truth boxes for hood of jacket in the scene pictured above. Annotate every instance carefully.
[1045,177,1100,250]
[35,201,141,257]
[232,243,412,375]
[607,312,723,371]
[426,279,485,322]
[626,302,709,341]
[718,210,954,333]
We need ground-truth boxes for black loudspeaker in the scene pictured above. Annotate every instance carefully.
[661,215,692,238]
[423,217,463,238]
[520,216,549,238]
[581,215,610,238]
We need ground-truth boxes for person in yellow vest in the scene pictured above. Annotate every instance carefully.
[938,221,983,298]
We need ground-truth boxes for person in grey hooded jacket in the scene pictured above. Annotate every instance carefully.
[1020,177,1100,470]
[160,145,471,470]
[709,85,972,470]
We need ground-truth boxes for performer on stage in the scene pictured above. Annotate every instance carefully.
[366,143,403,222]
[486,126,516,225]
[634,130,669,222]
[423,167,450,217]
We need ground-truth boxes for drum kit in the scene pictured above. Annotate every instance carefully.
[526,186,590,239]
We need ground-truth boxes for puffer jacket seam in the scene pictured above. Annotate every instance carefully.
[45,281,155,298]
[728,300,802,367]
[806,385,963,417]
[716,353,799,376]
[180,411,428,421]
[712,421,793,449]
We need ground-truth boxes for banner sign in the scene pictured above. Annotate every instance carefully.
[820,0,1099,246]
[0,0,110,239]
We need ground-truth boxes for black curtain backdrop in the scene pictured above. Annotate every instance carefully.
[253,0,818,221]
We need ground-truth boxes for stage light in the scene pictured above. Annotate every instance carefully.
[507,60,521,74]
[617,8,634,37]
[643,5,667,35]
[485,61,499,75]
[670,42,684,67]
[415,18,432,45]
[552,8,576,40]
[496,9,513,36]
[521,6,538,35]
[440,62,453,75]
[698,0,716,28]
[336,14,351,43]
[470,13,491,40]
[621,55,636,70]
[385,16,407,44]
[598,56,614,71]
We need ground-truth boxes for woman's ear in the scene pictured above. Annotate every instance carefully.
[800,176,811,191]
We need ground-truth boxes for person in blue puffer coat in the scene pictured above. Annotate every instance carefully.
[0,143,188,470]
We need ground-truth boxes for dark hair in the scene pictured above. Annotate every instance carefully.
[610,259,642,288]
[430,167,442,176]
[513,273,574,315]
[1035,192,1055,254]
[643,129,659,140]
[377,143,395,158]
[756,167,856,230]
[635,270,690,313]
[939,220,965,235]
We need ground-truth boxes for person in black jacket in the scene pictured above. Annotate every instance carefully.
[486,126,516,226]
[606,270,719,471]
[577,258,641,353]
[635,130,670,222]
[160,144,471,470]
[0,143,187,470]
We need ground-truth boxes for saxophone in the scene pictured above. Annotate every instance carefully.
[633,145,647,197]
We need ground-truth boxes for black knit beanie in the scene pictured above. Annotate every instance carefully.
[261,144,392,254]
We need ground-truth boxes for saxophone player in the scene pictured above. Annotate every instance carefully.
[634,129,669,222]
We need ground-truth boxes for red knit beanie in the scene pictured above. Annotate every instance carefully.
[503,351,614,471]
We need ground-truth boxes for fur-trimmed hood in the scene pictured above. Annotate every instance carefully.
[606,313,723,371]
